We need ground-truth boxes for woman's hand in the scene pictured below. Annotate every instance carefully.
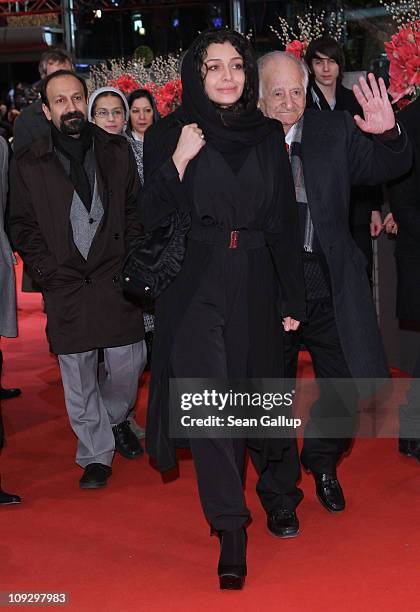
[172,123,206,180]
[282,317,300,332]
[383,212,398,235]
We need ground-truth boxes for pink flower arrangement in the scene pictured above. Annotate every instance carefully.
[385,20,420,104]
[285,40,308,60]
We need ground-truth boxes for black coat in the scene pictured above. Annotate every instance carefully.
[9,125,145,354]
[388,97,420,321]
[140,108,306,472]
[306,82,382,226]
[300,109,411,377]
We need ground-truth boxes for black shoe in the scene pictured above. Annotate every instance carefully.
[312,471,345,513]
[0,387,22,400]
[79,463,112,489]
[0,488,21,505]
[216,527,247,590]
[399,438,420,462]
[267,508,299,538]
[113,420,144,459]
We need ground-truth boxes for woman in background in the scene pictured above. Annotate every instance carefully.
[125,89,160,185]
[125,89,160,367]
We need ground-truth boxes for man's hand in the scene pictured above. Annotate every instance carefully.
[352,73,396,134]
[282,317,300,332]
[370,210,383,237]
[383,212,398,234]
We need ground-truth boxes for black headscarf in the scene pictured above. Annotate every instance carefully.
[51,121,93,211]
[180,30,278,154]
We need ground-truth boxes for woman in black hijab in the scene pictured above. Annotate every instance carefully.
[140,29,306,590]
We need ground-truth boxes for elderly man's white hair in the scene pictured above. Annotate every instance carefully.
[258,51,309,97]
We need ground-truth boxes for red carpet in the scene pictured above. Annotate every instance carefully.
[1,260,420,611]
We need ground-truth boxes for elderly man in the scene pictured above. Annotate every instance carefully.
[258,51,411,518]
[9,71,146,488]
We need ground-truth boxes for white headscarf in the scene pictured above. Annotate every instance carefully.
[87,86,129,122]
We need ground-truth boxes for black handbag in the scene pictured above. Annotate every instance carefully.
[121,211,190,302]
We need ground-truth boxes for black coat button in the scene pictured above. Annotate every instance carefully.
[84,277,92,285]
[114,233,120,240]
[108,190,113,197]
[89,217,94,224]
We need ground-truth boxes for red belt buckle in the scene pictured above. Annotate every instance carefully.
[229,230,239,249]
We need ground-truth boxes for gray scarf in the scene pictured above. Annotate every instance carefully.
[288,117,314,253]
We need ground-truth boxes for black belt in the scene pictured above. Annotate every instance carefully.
[189,226,266,250]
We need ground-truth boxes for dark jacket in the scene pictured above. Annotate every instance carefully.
[140,108,306,472]
[299,109,411,377]
[306,82,383,226]
[13,99,50,154]
[388,97,420,321]
[9,124,144,354]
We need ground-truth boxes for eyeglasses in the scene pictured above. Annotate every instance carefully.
[94,108,124,118]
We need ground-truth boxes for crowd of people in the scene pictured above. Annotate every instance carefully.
[0,30,419,591]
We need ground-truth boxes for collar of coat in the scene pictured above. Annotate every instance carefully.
[16,123,127,160]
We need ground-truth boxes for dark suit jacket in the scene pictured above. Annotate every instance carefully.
[9,125,145,354]
[388,97,420,321]
[301,109,411,377]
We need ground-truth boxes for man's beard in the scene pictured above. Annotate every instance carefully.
[59,111,86,136]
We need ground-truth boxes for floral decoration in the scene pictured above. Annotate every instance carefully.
[88,55,182,117]
[381,1,420,106]
[270,5,344,48]
[149,79,183,117]
[108,74,142,95]
[285,40,309,60]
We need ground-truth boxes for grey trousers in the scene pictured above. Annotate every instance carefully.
[58,341,146,468]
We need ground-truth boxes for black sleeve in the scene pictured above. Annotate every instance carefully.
[346,113,413,187]
[388,163,420,242]
[124,144,143,247]
[13,112,32,154]
[139,125,191,231]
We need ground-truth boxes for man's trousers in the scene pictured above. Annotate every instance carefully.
[58,341,146,467]
[284,298,358,474]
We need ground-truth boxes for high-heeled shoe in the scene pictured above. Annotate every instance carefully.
[216,527,247,590]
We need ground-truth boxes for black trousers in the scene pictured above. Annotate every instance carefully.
[400,340,420,438]
[171,250,302,531]
[284,298,358,474]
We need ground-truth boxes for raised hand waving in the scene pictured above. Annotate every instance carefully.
[352,73,396,134]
